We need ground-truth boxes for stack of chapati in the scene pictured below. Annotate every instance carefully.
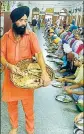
[10,59,54,89]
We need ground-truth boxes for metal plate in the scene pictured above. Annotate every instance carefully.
[74,119,83,130]
[55,94,73,103]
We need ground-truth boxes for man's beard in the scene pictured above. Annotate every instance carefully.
[12,23,27,36]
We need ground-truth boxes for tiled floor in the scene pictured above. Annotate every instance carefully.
[1,28,79,134]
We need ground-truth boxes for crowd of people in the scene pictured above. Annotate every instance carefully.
[44,18,84,133]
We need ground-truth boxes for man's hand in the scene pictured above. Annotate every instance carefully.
[41,71,51,87]
[7,63,24,76]
[65,87,73,95]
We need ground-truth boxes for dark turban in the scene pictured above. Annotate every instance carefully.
[62,39,68,44]
[10,6,30,23]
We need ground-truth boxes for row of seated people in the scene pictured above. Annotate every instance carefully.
[44,19,84,132]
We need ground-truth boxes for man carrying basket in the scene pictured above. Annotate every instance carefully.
[1,6,51,134]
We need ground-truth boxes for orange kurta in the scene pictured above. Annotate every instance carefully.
[1,29,41,102]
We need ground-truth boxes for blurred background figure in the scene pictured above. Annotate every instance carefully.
[32,16,37,32]
[37,18,41,29]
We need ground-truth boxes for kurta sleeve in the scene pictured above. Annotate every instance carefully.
[30,32,41,56]
[1,34,7,58]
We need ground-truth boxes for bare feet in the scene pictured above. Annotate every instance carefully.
[9,128,17,134]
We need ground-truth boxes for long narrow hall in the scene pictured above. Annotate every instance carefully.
[1,1,83,134]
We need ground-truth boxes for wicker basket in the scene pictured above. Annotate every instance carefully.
[10,59,54,89]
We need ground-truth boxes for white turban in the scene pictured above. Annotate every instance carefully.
[63,43,72,53]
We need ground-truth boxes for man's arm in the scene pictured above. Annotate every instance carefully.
[1,56,11,68]
[1,56,23,75]
[64,78,77,83]
[65,86,84,95]
[65,89,84,95]
[65,84,82,89]
[72,90,84,95]
[36,52,46,72]
[65,75,76,79]
[35,52,51,86]
[31,32,51,86]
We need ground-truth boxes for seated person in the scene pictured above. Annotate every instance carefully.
[58,55,84,111]
[64,31,72,41]
[49,29,61,46]
[58,27,65,37]
[57,55,84,109]
[54,42,64,58]
[64,80,84,112]
[54,27,60,35]
[60,30,67,39]
[59,43,77,76]
[72,39,83,53]
[69,19,78,32]
[57,55,83,85]
[70,34,80,48]
[53,37,61,46]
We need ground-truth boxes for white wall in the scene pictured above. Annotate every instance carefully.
[9,1,83,23]
[22,2,71,22]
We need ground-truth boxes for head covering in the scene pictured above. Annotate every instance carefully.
[69,25,78,32]
[71,19,75,25]
[62,39,68,44]
[10,6,30,23]
[63,43,72,53]
[53,37,61,44]
[51,34,58,41]
[49,29,54,33]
